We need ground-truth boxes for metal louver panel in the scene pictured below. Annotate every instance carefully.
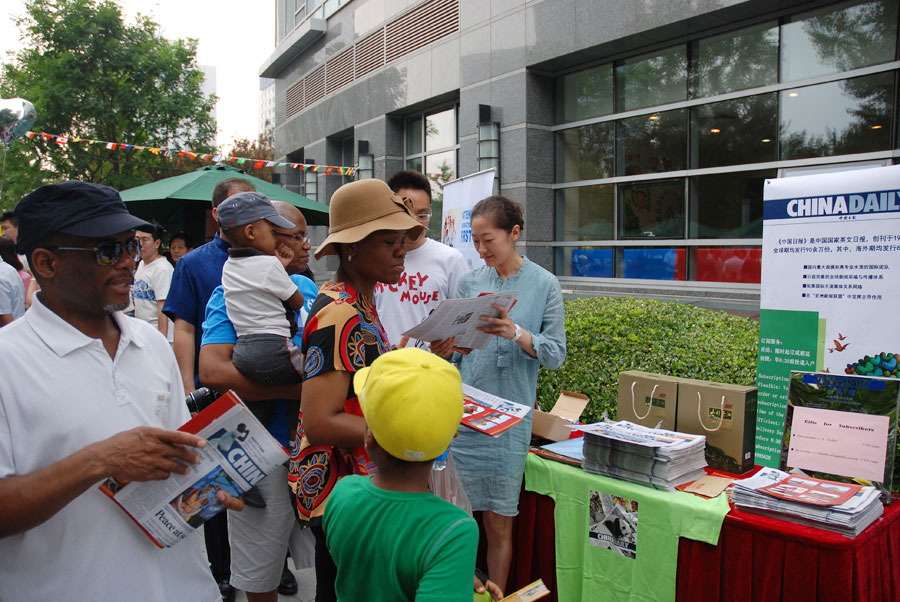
[326,47,355,94]
[284,0,459,117]
[305,65,326,105]
[286,80,304,118]
[385,0,458,63]
[354,29,385,78]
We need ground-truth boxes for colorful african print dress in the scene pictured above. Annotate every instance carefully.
[288,281,391,521]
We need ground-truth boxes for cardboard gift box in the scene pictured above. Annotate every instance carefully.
[675,378,757,474]
[532,391,589,441]
[616,371,678,430]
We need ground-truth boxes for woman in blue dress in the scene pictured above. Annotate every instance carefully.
[437,195,566,592]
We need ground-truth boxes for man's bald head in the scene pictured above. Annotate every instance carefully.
[273,201,307,230]
[272,201,310,275]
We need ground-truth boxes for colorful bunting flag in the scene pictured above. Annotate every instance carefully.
[21,131,357,176]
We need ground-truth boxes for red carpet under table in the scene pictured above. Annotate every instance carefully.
[508,490,900,602]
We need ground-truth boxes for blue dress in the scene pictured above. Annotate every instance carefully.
[450,257,566,515]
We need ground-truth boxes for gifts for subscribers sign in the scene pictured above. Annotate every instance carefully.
[756,164,900,467]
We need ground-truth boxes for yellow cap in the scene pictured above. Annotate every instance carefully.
[354,348,463,462]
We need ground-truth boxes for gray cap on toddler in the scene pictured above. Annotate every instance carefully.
[217,191,295,230]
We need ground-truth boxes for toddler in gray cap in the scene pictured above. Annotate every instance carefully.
[217,192,305,425]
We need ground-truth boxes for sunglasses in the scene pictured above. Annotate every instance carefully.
[53,238,142,266]
[274,231,311,244]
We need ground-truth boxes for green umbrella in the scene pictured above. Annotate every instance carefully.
[119,164,329,244]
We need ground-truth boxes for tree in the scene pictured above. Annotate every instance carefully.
[228,128,275,182]
[0,0,217,208]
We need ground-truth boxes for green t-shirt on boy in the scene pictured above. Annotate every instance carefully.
[323,475,478,602]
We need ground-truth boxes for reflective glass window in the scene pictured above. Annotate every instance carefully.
[617,109,686,176]
[563,247,614,278]
[781,0,898,82]
[621,248,686,280]
[618,179,685,239]
[691,94,777,168]
[689,170,772,239]
[694,247,762,283]
[425,108,456,151]
[424,150,456,232]
[556,123,615,182]
[556,64,614,123]
[616,46,687,112]
[557,185,615,242]
[693,22,778,98]
[406,115,423,155]
[780,73,893,160]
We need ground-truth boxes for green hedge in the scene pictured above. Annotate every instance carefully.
[536,297,759,422]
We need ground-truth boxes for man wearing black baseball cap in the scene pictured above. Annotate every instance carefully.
[0,181,243,602]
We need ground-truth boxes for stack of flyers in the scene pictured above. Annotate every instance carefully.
[732,467,883,538]
[578,421,708,491]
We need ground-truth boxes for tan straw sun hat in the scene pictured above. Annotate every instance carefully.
[314,179,426,260]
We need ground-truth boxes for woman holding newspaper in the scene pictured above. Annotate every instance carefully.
[432,195,567,592]
[288,179,425,602]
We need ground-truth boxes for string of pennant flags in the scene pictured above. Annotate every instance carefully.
[23,131,357,176]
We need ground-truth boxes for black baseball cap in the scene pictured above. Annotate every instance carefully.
[15,181,150,255]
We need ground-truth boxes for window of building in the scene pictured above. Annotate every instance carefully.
[556,122,615,182]
[618,179,685,240]
[617,109,687,176]
[691,94,777,168]
[405,105,459,234]
[615,45,687,112]
[780,72,894,160]
[692,22,779,98]
[780,0,898,83]
[556,64,614,123]
[689,170,772,239]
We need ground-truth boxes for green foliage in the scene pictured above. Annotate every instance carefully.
[0,0,217,208]
[536,297,759,423]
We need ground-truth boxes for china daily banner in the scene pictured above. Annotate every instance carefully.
[441,168,495,270]
[756,164,900,466]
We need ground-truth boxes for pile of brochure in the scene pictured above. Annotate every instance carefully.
[732,467,883,537]
[578,421,708,490]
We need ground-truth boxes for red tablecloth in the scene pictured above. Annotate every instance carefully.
[510,490,900,602]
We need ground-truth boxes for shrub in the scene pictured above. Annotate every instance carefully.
[536,297,759,423]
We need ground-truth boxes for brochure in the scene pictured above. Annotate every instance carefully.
[460,383,531,437]
[99,390,289,548]
[500,579,550,602]
[401,290,517,349]
[758,474,861,507]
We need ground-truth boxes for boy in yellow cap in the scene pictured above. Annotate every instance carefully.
[322,347,479,601]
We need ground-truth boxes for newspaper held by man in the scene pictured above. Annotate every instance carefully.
[98,390,288,548]
[401,290,517,349]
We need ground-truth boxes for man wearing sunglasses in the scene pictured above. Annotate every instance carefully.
[0,182,242,602]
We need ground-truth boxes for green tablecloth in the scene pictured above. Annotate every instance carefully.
[524,453,730,602]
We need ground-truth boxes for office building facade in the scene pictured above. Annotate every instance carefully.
[262,0,899,305]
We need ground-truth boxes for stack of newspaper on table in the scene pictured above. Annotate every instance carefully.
[732,467,883,538]
[578,421,708,490]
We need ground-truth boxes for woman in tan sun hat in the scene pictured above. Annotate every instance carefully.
[287,178,425,602]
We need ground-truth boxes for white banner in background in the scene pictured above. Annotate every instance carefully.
[440,169,495,270]
[755,164,900,466]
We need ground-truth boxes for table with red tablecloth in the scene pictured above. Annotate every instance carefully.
[510,454,900,602]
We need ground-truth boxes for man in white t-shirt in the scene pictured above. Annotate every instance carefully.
[133,224,174,341]
[374,171,468,349]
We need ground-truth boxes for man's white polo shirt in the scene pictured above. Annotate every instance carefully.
[0,295,219,602]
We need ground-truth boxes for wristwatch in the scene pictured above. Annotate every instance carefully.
[511,324,523,343]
